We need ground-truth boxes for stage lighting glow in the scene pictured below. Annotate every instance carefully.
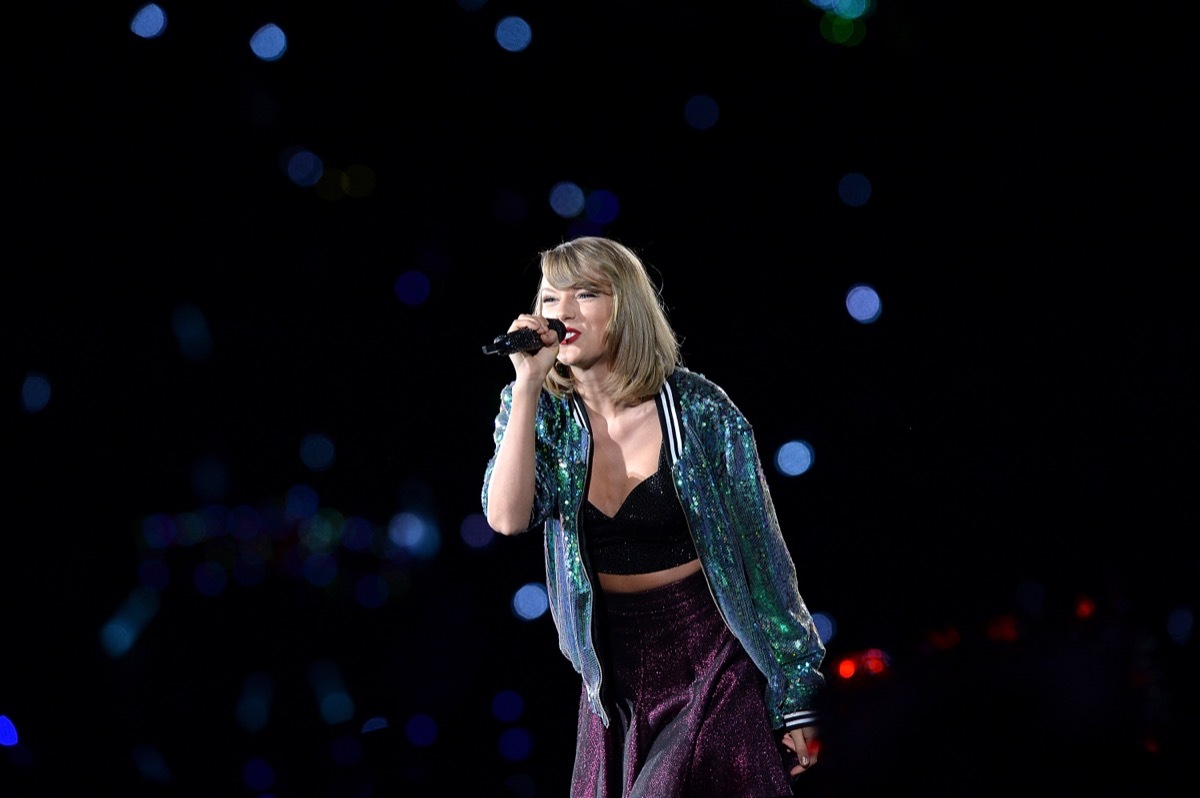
[1,715,18,746]
[100,586,160,658]
[129,4,167,39]
[845,284,882,323]
[284,147,324,187]
[492,689,525,723]
[461,512,495,549]
[1167,606,1194,645]
[838,171,872,207]
[812,611,836,644]
[20,372,51,413]
[283,485,319,523]
[250,23,288,62]
[395,270,432,305]
[242,756,276,792]
[684,94,720,131]
[550,181,586,218]
[142,513,176,549]
[171,303,212,361]
[585,189,621,224]
[512,582,549,620]
[405,713,438,747]
[362,716,389,733]
[495,16,533,52]
[300,433,336,472]
[132,744,171,782]
[499,726,533,761]
[236,672,275,732]
[310,660,355,724]
[388,511,441,559]
[775,440,814,476]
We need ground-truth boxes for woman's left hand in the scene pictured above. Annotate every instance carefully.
[782,725,819,776]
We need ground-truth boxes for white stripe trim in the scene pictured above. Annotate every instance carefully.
[570,394,588,429]
[659,382,683,466]
[783,709,819,725]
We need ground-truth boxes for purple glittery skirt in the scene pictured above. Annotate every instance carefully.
[571,569,795,798]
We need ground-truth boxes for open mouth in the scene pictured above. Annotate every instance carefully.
[561,329,580,345]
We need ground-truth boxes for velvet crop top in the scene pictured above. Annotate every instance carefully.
[582,439,697,575]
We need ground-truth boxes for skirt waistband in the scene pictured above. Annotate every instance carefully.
[599,568,711,620]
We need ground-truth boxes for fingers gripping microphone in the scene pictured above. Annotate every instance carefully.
[482,319,566,355]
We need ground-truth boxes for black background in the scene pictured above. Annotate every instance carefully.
[6,2,1196,795]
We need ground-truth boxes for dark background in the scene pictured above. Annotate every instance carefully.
[5,2,1196,795]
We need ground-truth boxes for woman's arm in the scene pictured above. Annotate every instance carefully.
[483,316,562,534]
[484,379,543,535]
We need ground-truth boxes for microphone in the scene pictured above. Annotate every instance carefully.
[482,319,566,356]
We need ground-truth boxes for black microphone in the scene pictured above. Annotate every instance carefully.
[482,319,566,355]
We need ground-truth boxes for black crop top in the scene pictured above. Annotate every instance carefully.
[583,439,697,575]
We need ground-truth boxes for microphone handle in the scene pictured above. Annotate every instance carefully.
[482,319,566,356]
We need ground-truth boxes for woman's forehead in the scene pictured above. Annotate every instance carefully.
[540,272,607,290]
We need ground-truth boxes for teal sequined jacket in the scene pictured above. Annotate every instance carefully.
[482,367,826,731]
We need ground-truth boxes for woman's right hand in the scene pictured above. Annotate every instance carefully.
[506,314,562,383]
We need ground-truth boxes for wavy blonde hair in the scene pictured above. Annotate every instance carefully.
[534,236,681,407]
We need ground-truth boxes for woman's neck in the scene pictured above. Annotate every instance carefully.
[571,364,621,418]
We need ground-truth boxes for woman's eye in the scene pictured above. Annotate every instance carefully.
[541,296,557,304]
[578,292,596,299]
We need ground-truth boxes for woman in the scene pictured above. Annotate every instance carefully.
[482,236,826,797]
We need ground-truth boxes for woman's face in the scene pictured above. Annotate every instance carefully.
[539,276,614,370]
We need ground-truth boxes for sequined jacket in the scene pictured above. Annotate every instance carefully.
[482,366,826,731]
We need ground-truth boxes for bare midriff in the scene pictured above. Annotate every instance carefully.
[596,558,702,594]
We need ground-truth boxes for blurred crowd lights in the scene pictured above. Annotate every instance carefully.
[835,647,891,680]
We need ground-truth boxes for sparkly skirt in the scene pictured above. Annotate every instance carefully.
[571,569,795,798]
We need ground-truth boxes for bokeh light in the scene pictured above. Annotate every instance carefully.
[845,284,882,323]
[129,4,167,39]
[405,714,438,747]
[250,23,288,61]
[495,16,532,52]
[20,372,51,413]
[775,439,814,476]
[684,94,720,130]
[838,171,872,207]
[395,270,432,305]
[549,181,586,218]
[512,582,549,620]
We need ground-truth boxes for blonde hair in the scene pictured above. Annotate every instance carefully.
[534,236,681,407]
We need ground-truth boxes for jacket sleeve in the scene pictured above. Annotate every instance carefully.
[722,414,827,729]
[481,382,558,533]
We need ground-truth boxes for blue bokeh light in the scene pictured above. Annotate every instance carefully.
[775,440,814,476]
[512,582,549,620]
[549,181,586,218]
[300,433,336,472]
[491,689,525,723]
[395,270,432,306]
[845,284,882,323]
[495,16,533,52]
[405,713,438,747]
[838,171,872,207]
[20,372,51,413]
[130,4,167,38]
[684,94,720,130]
[498,726,533,761]
[250,23,288,61]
